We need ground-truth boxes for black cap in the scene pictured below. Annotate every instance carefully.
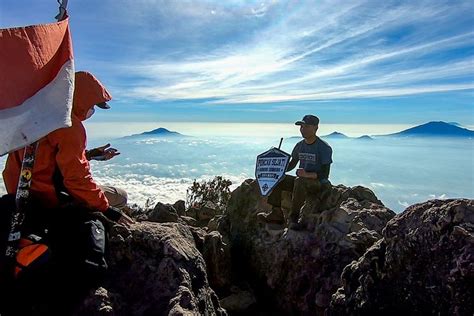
[96,102,110,109]
[295,115,319,126]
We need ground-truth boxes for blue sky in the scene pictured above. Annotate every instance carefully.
[1,0,473,126]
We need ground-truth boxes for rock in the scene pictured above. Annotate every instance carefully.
[76,222,226,315]
[148,202,179,223]
[202,231,232,292]
[207,215,223,232]
[181,216,198,227]
[173,200,186,216]
[219,286,257,313]
[184,202,220,227]
[329,199,474,316]
[74,287,118,315]
[218,179,395,314]
[198,201,219,221]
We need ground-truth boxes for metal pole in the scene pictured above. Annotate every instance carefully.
[56,0,69,21]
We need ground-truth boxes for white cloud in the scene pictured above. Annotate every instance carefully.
[428,193,448,199]
[115,1,474,104]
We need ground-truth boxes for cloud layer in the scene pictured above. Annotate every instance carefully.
[109,0,474,104]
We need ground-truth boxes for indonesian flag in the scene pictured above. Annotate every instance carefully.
[0,17,74,156]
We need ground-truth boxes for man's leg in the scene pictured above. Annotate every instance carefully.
[258,175,295,224]
[289,177,321,224]
[266,175,295,208]
[99,185,128,209]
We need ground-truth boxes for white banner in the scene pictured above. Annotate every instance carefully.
[255,147,290,196]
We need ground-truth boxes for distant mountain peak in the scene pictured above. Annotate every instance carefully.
[124,127,186,138]
[324,131,349,138]
[357,135,373,140]
[384,121,474,138]
[141,127,181,136]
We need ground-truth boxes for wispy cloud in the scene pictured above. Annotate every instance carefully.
[106,0,474,105]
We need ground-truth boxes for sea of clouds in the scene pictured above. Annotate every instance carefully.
[1,133,472,213]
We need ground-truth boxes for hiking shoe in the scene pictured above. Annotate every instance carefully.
[256,207,284,225]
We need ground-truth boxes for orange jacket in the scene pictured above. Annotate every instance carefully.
[2,71,112,211]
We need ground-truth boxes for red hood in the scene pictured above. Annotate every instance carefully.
[73,71,112,121]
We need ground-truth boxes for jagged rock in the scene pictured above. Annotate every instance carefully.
[148,202,179,223]
[202,231,232,292]
[218,179,395,315]
[74,287,118,315]
[198,201,219,221]
[207,215,223,232]
[219,286,257,313]
[185,203,220,227]
[76,222,226,315]
[181,216,198,227]
[189,226,207,252]
[173,200,186,216]
[329,199,474,316]
[185,207,199,220]
[187,227,232,294]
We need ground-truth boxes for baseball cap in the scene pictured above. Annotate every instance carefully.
[96,102,110,109]
[295,115,319,126]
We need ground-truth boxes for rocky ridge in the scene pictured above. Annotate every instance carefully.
[75,180,473,315]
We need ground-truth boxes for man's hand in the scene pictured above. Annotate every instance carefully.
[118,213,135,227]
[296,168,318,179]
[104,206,135,227]
[87,143,120,161]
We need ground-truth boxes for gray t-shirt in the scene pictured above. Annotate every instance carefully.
[291,138,333,174]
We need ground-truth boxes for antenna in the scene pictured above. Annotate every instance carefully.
[278,137,283,149]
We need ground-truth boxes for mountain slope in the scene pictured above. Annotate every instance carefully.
[385,121,474,137]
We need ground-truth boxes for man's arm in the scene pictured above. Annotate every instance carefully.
[296,164,330,180]
[316,164,330,180]
[86,143,120,161]
[286,157,298,172]
[50,123,109,211]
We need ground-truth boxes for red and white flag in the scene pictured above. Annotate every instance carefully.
[0,17,74,156]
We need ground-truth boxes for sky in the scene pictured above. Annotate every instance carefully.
[1,0,473,128]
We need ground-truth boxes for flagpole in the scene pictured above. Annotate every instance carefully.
[56,0,69,21]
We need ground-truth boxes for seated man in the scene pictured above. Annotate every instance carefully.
[258,114,333,230]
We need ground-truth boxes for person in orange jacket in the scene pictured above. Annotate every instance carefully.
[2,71,133,226]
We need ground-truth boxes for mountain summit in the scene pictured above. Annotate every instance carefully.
[384,121,474,138]
[123,127,186,139]
[140,127,183,137]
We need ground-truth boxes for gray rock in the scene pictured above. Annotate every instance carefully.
[219,286,256,313]
[173,200,186,216]
[218,179,395,314]
[329,199,474,316]
[202,231,232,292]
[148,202,179,223]
[76,222,227,316]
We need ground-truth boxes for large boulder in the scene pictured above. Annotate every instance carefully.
[219,179,395,314]
[330,199,474,316]
[147,202,179,223]
[76,222,226,315]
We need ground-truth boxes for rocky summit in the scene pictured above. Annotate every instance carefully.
[72,180,472,316]
[330,198,474,316]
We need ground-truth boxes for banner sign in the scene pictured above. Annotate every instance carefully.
[0,17,74,156]
[255,147,291,196]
